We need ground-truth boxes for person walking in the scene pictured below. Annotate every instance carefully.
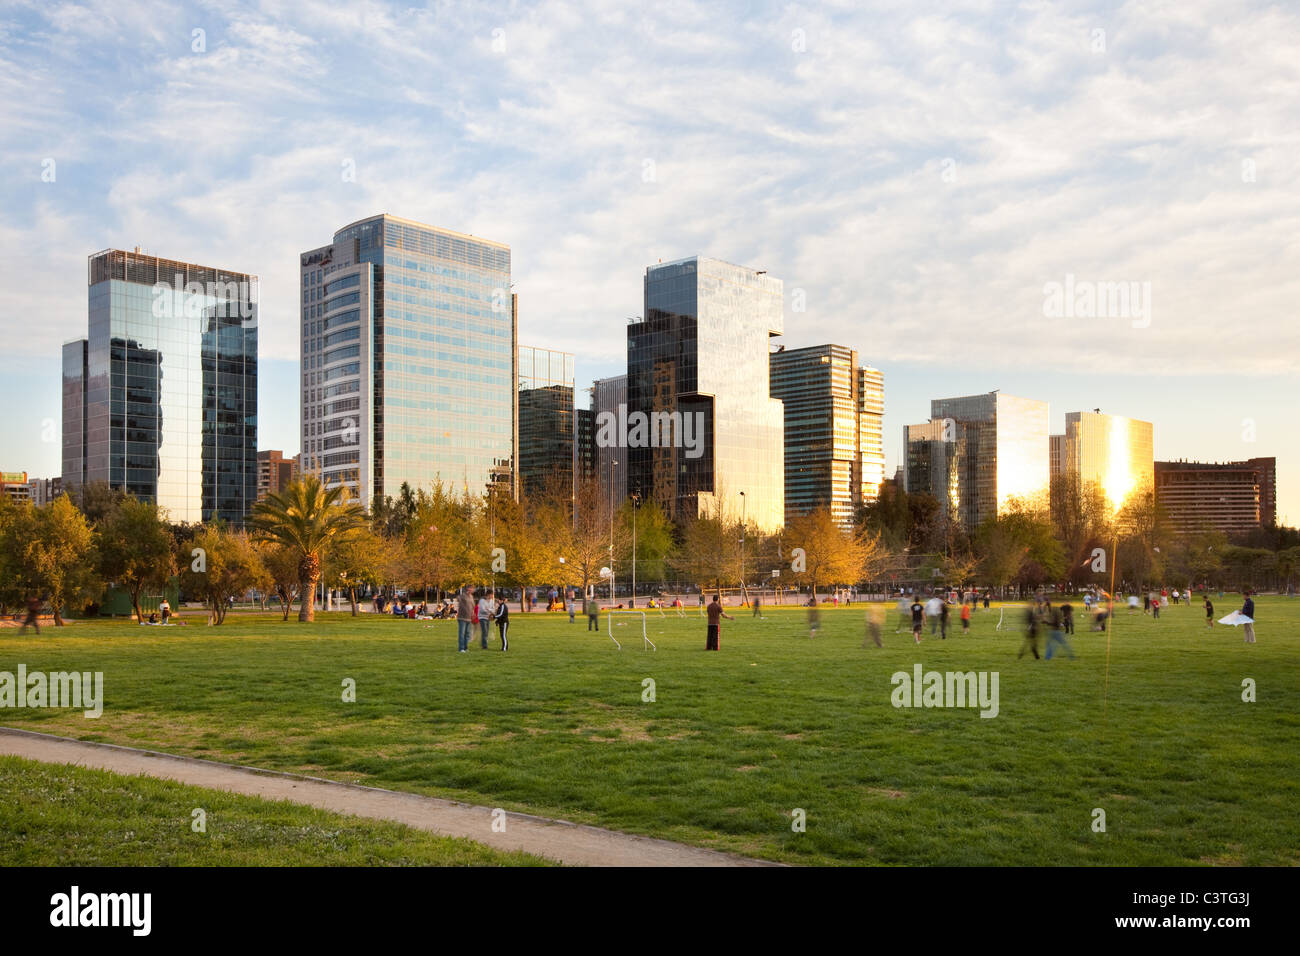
[1204,595,1214,628]
[982,591,991,610]
[1018,603,1041,659]
[1152,596,1160,621]
[456,586,474,653]
[706,594,732,650]
[586,594,599,631]
[910,596,925,644]
[19,595,41,635]
[895,594,910,633]
[753,595,762,618]
[1060,601,1073,635]
[925,594,942,635]
[1044,601,1076,660]
[807,596,821,638]
[864,605,883,648]
[477,590,494,648]
[494,595,510,651]
[1241,591,1256,643]
[567,593,576,623]
[960,601,971,633]
[939,599,950,639]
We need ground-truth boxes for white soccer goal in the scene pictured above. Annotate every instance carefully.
[606,609,656,650]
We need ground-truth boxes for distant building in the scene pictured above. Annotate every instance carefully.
[1155,457,1277,535]
[1,471,31,503]
[591,373,627,510]
[905,391,1049,533]
[1053,410,1154,514]
[63,248,258,524]
[626,256,784,530]
[1049,434,1064,477]
[574,407,595,489]
[26,476,64,506]
[517,346,575,500]
[769,344,884,528]
[256,450,297,501]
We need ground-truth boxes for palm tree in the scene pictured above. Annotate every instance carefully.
[248,475,366,622]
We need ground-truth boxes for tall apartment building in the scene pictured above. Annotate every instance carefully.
[1051,410,1154,514]
[62,248,258,523]
[626,256,784,530]
[904,391,1049,533]
[769,344,884,527]
[1155,458,1277,535]
[256,449,297,501]
[298,215,514,506]
[517,345,575,500]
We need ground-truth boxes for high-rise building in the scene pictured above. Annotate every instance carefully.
[1155,458,1277,535]
[256,450,297,501]
[298,215,514,506]
[1049,434,1064,477]
[592,373,627,509]
[769,344,884,527]
[63,248,258,523]
[626,256,784,530]
[1052,410,1154,514]
[574,407,595,490]
[517,345,575,500]
[904,391,1049,533]
[26,476,64,506]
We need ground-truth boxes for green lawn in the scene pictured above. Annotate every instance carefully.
[0,755,550,866]
[2,596,1297,866]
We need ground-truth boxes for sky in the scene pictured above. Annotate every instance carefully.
[1,0,1297,523]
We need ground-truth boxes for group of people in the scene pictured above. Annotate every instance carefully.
[898,593,983,643]
[1018,597,1077,660]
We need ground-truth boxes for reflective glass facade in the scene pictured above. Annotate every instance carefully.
[628,256,784,530]
[592,374,627,507]
[299,215,513,503]
[63,249,258,524]
[517,345,575,499]
[770,344,885,528]
[1060,411,1154,514]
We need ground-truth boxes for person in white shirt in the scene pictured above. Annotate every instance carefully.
[925,595,944,635]
[477,591,495,649]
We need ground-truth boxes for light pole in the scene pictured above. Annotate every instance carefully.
[609,458,617,605]
[630,493,641,608]
[739,491,746,605]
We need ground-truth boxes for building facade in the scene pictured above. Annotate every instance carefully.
[591,373,628,509]
[25,476,64,506]
[1054,410,1154,514]
[517,345,575,500]
[256,449,297,501]
[298,215,514,507]
[626,256,785,530]
[1155,458,1277,535]
[905,391,1049,533]
[62,248,258,524]
[1,471,31,503]
[769,344,884,527]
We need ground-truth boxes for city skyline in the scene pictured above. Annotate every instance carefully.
[2,1,1298,520]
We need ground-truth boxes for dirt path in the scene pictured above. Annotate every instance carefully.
[0,727,778,867]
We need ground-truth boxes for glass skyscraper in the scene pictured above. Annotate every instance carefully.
[1054,410,1154,514]
[905,391,1049,533]
[517,345,575,500]
[62,248,258,524]
[299,215,513,505]
[592,374,627,509]
[627,256,784,530]
[769,344,884,528]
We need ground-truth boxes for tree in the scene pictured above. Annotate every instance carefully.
[97,497,176,622]
[1050,473,1112,586]
[262,544,303,621]
[616,497,675,596]
[784,509,869,599]
[6,496,99,625]
[181,526,266,624]
[402,482,475,604]
[558,476,620,599]
[248,475,367,622]
[326,527,392,616]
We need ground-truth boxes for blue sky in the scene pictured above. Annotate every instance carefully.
[2,0,1297,521]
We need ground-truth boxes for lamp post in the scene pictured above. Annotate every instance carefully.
[609,458,617,605]
[739,491,746,605]
[630,492,641,608]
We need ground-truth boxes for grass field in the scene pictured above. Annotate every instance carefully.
[2,596,1297,866]
[0,755,550,866]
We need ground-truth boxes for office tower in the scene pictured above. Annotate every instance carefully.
[769,344,884,528]
[592,373,627,509]
[1054,410,1154,514]
[63,248,258,524]
[904,391,1049,533]
[256,450,297,501]
[1049,434,1064,477]
[574,407,595,489]
[626,256,784,530]
[1155,458,1277,535]
[517,345,575,500]
[298,215,513,506]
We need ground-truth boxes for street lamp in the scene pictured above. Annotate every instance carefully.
[739,491,746,605]
[609,458,617,605]
[630,492,641,608]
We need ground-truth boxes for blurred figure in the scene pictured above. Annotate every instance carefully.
[1204,595,1214,628]
[925,594,943,635]
[910,596,925,644]
[807,596,821,638]
[1060,601,1074,635]
[1044,601,1076,660]
[1019,603,1041,659]
[960,600,971,634]
[864,606,883,648]
[1241,591,1256,644]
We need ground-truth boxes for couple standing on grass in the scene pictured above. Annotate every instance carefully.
[455,585,509,653]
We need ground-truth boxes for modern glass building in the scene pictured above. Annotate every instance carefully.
[592,373,627,508]
[905,391,1049,533]
[627,256,784,530]
[769,344,884,528]
[299,215,514,505]
[1054,410,1154,514]
[62,248,258,524]
[517,345,575,500]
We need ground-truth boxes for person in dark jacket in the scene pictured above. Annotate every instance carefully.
[456,586,474,653]
[706,594,733,650]
[1241,592,1256,643]
[494,596,510,651]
